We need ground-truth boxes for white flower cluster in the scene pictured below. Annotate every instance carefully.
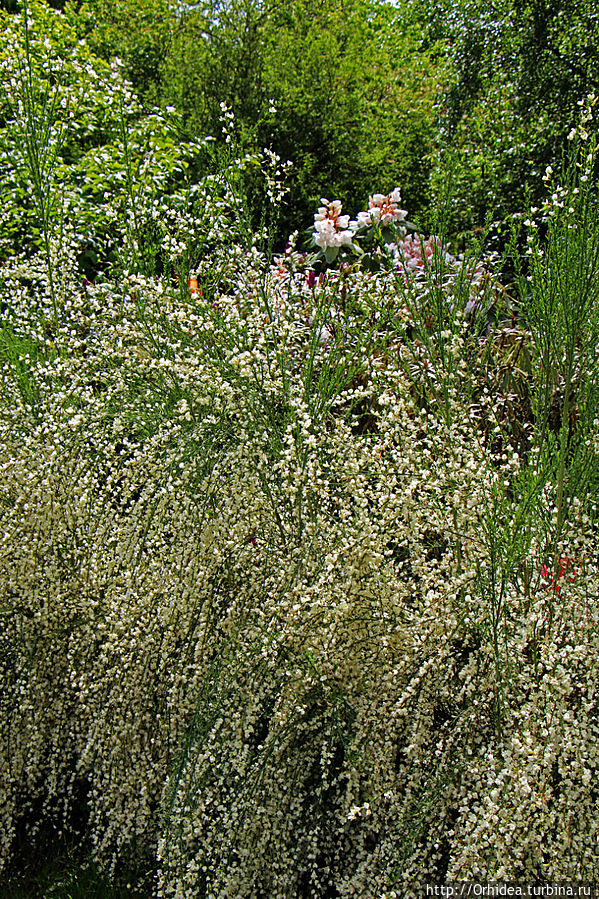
[314,187,408,250]
[1,231,598,895]
[313,197,355,249]
[313,189,409,252]
[356,188,408,229]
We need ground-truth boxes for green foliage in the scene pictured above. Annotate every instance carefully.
[83,0,444,244]
[76,0,174,108]
[0,0,265,321]
[424,0,599,236]
[515,121,599,545]
[252,0,441,238]
[0,0,128,272]
[2,858,134,898]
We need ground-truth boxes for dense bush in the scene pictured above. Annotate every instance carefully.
[1,2,599,896]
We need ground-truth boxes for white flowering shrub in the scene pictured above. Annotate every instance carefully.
[0,0,264,321]
[0,11,598,895]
